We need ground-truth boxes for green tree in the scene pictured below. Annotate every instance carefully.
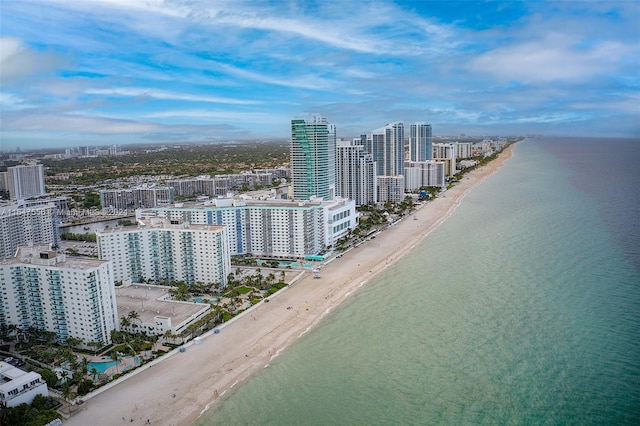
[127,310,141,326]
[61,382,76,413]
[83,191,101,208]
[87,340,102,356]
[39,368,59,387]
[66,336,82,349]
[90,367,99,382]
[120,316,131,329]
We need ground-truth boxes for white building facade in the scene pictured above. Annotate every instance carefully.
[369,122,405,177]
[432,143,457,177]
[0,204,59,259]
[0,362,48,408]
[97,222,231,286]
[100,186,174,211]
[2,164,47,200]
[376,176,406,203]
[0,245,118,346]
[336,139,377,206]
[144,197,356,259]
[453,142,473,159]
[409,122,433,161]
[404,160,446,191]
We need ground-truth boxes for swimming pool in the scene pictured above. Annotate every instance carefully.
[88,356,140,374]
[88,359,119,373]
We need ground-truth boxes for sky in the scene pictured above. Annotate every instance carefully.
[0,0,639,150]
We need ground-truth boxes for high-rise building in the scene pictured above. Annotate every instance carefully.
[167,173,274,198]
[100,186,174,211]
[369,122,405,177]
[0,204,59,259]
[404,160,446,190]
[3,164,46,200]
[376,175,405,203]
[290,115,336,201]
[142,196,356,259]
[453,142,473,159]
[432,143,457,177]
[0,245,118,347]
[409,122,432,161]
[336,139,377,206]
[97,221,231,286]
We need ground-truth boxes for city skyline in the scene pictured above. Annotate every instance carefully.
[1,0,639,150]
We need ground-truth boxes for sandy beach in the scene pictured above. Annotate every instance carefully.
[65,144,515,426]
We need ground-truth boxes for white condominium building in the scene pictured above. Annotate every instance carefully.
[0,245,118,347]
[376,175,405,203]
[100,186,174,211]
[336,139,377,206]
[1,164,47,200]
[166,176,218,197]
[404,161,446,191]
[144,196,356,259]
[97,221,231,286]
[409,122,433,162]
[0,204,59,259]
[167,173,274,198]
[453,142,473,159]
[369,122,405,177]
[432,143,457,177]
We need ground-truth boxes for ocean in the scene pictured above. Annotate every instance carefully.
[195,137,640,425]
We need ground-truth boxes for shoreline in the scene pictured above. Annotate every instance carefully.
[65,143,516,426]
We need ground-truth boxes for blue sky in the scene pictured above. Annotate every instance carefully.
[1,0,638,150]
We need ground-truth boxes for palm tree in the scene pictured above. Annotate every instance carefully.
[61,382,76,413]
[127,310,141,330]
[110,351,121,374]
[80,357,90,378]
[120,316,131,330]
[88,340,101,357]
[90,367,99,382]
[127,310,140,322]
[66,336,82,350]
[59,369,69,385]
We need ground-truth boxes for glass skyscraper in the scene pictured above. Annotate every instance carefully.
[370,122,405,177]
[409,122,433,161]
[290,115,336,201]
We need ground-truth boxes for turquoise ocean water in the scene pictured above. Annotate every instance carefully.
[196,138,640,425]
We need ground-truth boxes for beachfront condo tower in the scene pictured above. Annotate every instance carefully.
[291,115,336,201]
[409,122,433,161]
[97,221,231,287]
[141,195,356,259]
[0,245,118,347]
[369,122,405,177]
[336,139,377,206]
[0,203,59,259]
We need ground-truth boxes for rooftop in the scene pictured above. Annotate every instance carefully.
[115,284,209,327]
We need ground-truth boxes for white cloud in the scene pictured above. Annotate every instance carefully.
[211,62,336,90]
[3,111,161,134]
[144,109,282,123]
[0,37,68,83]
[470,31,633,84]
[85,87,262,105]
[0,93,35,110]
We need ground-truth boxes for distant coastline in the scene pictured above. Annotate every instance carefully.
[65,142,517,426]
